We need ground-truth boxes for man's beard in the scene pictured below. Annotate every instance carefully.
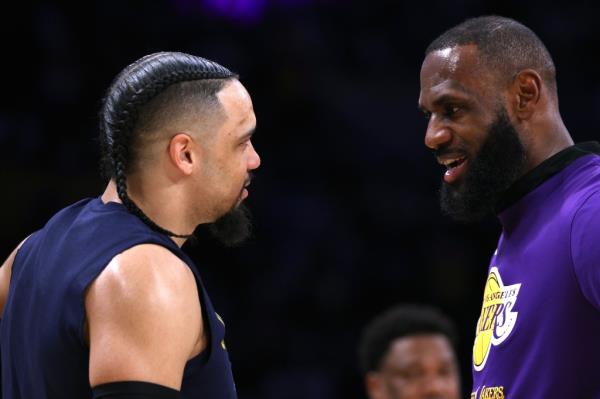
[206,202,252,246]
[439,108,527,222]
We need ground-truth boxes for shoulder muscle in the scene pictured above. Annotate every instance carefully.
[86,244,203,389]
[0,238,29,317]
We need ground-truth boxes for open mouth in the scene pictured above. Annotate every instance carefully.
[446,156,466,169]
[440,156,468,184]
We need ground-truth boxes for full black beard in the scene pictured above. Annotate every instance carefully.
[206,203,252,247]
[439,109,527,222]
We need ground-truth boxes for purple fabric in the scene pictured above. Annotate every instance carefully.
[572,190,600,310]
[471,154,600,398]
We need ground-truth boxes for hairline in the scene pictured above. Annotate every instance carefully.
[358,305,458,375]
[128,78,236,173]
[425,17,557,93]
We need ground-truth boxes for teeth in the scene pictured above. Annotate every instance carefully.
[439,157,466,170]
[441,157,462,166]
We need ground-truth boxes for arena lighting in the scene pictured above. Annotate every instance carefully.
[174,0,330,24]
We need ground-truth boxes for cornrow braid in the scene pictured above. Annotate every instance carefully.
[99,52,236,238]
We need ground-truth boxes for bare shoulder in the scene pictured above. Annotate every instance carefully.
[0,238,29,317]
[88,243,198,304]
[86,244,203,389]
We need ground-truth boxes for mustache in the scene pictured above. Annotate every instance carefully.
[433,144,469,159]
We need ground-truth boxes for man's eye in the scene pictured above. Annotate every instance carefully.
[398,368,423,380]
[445,105,460,117]
[423,110,432,120]
[438,365,455,377]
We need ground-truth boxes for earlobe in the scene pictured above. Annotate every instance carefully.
[168,133,195,175]
[513,69,542,119]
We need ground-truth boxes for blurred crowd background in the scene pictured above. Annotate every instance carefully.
[1,1,598,397]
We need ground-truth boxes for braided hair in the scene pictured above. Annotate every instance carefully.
[99,52,236,238]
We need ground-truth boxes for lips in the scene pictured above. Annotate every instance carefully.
[437,154,468,184]
[240,179,251,200]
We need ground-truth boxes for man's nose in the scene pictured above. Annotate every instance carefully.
[424,117,452,150]
[248,142,261,170]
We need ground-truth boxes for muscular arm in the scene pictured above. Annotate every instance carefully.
[0,250,16,318]
[0,239,28,317]
[85,244,205,390]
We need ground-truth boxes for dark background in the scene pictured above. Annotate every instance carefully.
[1,1,598,397]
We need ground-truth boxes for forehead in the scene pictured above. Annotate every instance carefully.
[419,45,494,105]
[217,79,255,123]
[383,334,455,368]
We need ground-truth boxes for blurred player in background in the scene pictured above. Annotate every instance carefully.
[358,304,461,399]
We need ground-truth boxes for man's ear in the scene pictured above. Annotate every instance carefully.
[168,133,195,175]
[365,371,385,399]
[510,69,542,121]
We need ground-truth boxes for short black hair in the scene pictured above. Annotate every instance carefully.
[98,51,237,238]
[426,16,556,92]
[358,304,458,375]
[129,78,228,173]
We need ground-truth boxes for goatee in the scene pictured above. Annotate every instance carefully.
[439,108,527,222]
[207,203,252,246]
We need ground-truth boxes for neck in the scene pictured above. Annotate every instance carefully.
[101,178,204,248]
[523,114,573,173]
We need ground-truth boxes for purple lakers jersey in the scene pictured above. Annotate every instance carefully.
[471,142,600,398]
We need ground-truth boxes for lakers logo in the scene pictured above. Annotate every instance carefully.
[473,267,521,371]
[471,386,505,399]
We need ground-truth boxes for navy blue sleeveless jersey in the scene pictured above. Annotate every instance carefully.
[0,198,237,398]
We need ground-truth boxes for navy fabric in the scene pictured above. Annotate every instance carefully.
[1,198,237,398]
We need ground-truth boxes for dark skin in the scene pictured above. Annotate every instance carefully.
[365,334,460,399]
[418,44,573,186]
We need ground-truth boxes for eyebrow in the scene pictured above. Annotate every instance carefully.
[419,92,471,113]
[238,127,255,142]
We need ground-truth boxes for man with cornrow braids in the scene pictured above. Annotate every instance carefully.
[0,52,260,398]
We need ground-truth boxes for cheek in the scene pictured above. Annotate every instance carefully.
[445,374,461,393]
[387,377,412,398]
[455,111,494,144]
[221,155,247,191]
[457,122,487,146]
